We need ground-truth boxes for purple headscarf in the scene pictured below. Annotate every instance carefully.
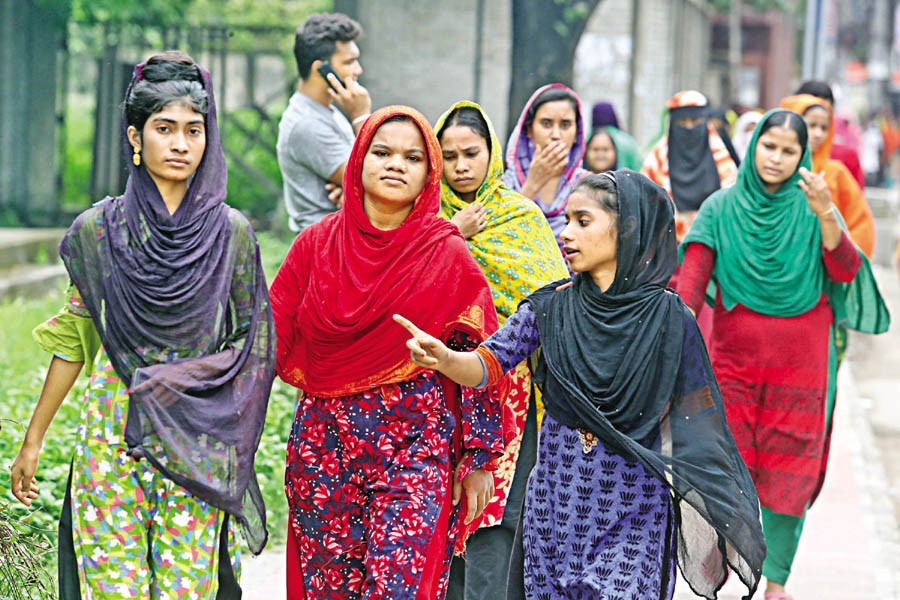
[59,56,275,554]
[502,83,589,243]
[591,101,620,130]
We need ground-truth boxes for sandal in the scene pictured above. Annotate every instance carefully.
[763,593,794,600]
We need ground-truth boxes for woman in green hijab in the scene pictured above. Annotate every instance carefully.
[583,126,643,173]
[676,109,889,600]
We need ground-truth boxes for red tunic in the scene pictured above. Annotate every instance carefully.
[677,234,860,516]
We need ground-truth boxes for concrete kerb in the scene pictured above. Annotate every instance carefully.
[843,363,900,597]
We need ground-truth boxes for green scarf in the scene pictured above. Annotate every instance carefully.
[679,109,889,333]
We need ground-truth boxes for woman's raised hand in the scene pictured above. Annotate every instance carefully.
[522,141,568,197]
[798,167,833,217]
[450,203,487,239]
[393,314,451,370]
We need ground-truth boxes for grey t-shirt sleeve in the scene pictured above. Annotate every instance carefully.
[286,116,351,182]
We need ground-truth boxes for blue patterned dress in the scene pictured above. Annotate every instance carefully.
[480,303,679,599]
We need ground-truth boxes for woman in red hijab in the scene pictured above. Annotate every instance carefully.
[270,105,505,599]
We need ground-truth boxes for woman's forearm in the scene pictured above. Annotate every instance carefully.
[22,356,83,449]
[441,350,486,388]
[817,210,843,251]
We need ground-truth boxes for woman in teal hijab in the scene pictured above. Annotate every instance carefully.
[676,109,889,600]
[583,126,643,172]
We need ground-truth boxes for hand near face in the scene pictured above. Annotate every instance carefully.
[528,141,569,185]
[798,167,832,216]
[327,74,372,123]
[450,203,487,238]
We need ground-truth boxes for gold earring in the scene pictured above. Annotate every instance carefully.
[132,147,141,167]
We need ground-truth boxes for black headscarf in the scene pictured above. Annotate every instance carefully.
[668,105,723,212]
[528,169,764,599]
[59,57,275,554]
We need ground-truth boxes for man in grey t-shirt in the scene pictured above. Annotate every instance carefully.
[277,13,372,232]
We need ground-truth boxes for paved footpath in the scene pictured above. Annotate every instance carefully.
[676,265,900,599]
[239,269,900,600]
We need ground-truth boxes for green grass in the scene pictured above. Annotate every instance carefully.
[0,230,294,597]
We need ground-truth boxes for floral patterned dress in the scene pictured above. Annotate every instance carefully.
[34,288,240,599]
[477,303,679,599]
[284,331,503,600]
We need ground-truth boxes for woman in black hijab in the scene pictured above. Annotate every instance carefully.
[395,170,764,599]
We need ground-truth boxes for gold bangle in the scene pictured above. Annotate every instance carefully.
[817,206,835,218]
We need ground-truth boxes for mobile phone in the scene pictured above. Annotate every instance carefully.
[316,61,345,92]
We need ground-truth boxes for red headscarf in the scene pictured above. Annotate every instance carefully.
[270,105,498,397]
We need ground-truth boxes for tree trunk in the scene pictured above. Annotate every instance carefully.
[507,0,601,138]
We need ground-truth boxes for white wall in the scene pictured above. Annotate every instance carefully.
[355,0,512,131]
[575,0,713,150]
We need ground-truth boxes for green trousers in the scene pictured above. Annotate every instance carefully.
[763,326,840,585]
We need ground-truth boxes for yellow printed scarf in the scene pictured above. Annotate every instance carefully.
[435,101,569,323]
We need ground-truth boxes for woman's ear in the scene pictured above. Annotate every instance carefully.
[126,125,141,152]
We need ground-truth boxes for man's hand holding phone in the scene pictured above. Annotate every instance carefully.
[317,61,371,130]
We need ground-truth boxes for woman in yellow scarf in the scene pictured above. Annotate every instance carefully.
[435,101,568,600]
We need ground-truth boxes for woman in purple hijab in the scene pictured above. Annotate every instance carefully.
[9,51,275,599]
[503,83,590,251]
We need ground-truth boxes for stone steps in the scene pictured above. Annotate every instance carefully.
[0,228,68,301]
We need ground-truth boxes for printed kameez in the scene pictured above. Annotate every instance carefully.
[478,170,765,600]
[34,289,241,598]
[43,58,275,599]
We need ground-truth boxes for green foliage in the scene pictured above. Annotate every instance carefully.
[71,0,190,25]
[187,0,332,27]
[62,96,94,213]
[67,0,331,27]
[222,108,285,226]
[0,294,75,600]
